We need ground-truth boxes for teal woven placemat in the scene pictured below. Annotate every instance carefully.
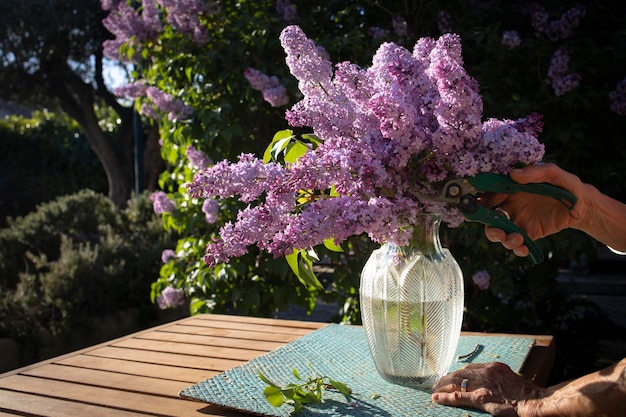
[179,324,533,416]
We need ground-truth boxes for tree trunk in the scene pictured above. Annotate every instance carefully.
[51,68,136,207]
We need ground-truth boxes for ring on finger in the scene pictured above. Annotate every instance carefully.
[460,378,469,393]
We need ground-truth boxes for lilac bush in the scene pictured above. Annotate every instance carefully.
[190,25,545,266]
[150,191,176,214]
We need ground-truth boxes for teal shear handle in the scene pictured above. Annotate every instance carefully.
[464,205,544,263]
[470,172,578,210]
[463,172,578,264]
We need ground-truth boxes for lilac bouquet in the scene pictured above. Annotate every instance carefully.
[189,25,545,267]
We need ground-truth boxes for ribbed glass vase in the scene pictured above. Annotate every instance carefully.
[359,213,464,389]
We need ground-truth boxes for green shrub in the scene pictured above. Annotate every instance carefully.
[0,111,107,221]
[0,189,177,338]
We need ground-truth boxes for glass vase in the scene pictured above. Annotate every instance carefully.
[359,213,464,389]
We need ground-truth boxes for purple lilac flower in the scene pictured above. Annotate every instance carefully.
[101,0,162,62]
[113,80,148,99]
[145,86,194,120]
[102,0,218,62]
[392,14,409,38]
[276,0,297,21]
[186,145,212,170]
[547,47,580,96]
[437,10,453,34]
[202,199,220,224]
[161,249,176,263]
[530,3,587,41]
[368,27,389,39]
[189,26,545,266]
[609,78,626,116]
[244,68,289,107]
[472,270,490,291]
[501,30,521,49]
[156,286,185,309]
[151,191,176,214]
[158,0,219,44]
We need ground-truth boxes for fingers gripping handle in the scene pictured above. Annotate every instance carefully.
[465,206,544,264]
[471,173,578,210]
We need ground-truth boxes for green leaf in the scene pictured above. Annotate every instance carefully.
[323,238,343,252]
[263,129,294,163]
[263,386,285,407]
[297,255,323,289]
[269,137,293,162]
[292,368,301,380]
[285,250,300,277]
[258,372,279,388]
[284,141,308,163]
[301,133,323,148]
[329,379,352,399]
[292,388,318,404]
[189,297,206,315]
[305,248,319,262]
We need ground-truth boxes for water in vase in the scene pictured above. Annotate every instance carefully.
[360,237,464,389]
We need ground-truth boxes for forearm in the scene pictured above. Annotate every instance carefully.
[521,359,626,417]
[575,183,626,252]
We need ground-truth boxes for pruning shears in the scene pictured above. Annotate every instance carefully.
[419,172,578,264]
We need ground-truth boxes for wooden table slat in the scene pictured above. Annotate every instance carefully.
[0,388,153,417]
[0,375,204,416]
[22,364,189,398]
[189,314,326,330]
[56,355,216,383]
[136,328,291,350]
[111,337,268,361]
[161,323,307,343]
[178,316,322,335]
[85,345,246,371]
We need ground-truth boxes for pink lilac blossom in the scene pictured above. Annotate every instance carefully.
[161,249,176,263]
[472,270,490,291]
[158,0,220,44]
[368,27,389,40]
[202,199,220,224]
[145,86,194,120]
[151,191,176,214]
[437,10,453,34]
[102,0,162,62]
[501,30,521,49]
[547,47,580,96]
[530,3,587,41]
[392,14,410,38]
[276,0,298,22]
[609,77,626,116]
[186,145,212,170]
[156,286,185,309]
[113,80,148,99]
[189,26,545,266]
[102,0,218,62]
[244,68,289,107]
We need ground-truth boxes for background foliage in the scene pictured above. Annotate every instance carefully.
[0,189,177,340]
[0,111,107,222]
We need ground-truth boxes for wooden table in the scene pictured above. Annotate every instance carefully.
[0,314,554,416]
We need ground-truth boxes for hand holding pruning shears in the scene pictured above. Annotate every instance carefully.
[418,165,580,263]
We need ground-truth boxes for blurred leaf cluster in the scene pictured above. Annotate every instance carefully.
[0,190,177,339]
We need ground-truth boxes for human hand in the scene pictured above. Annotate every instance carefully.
[483,163,587,258]
[431,362,541,417]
